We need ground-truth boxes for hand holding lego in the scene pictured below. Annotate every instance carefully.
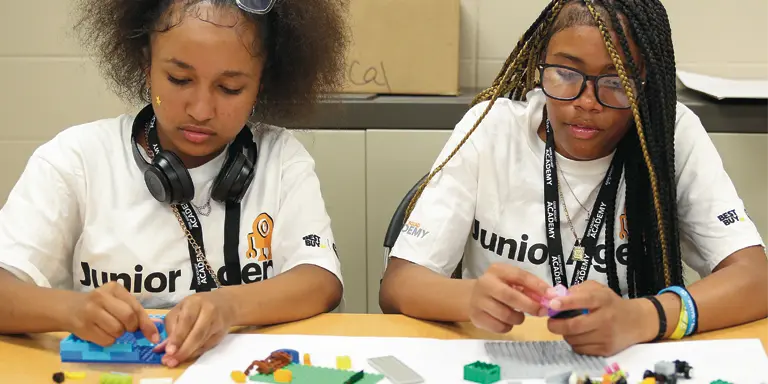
[153,290,235,367]
[469,263,556,333]
[66,281,160,347]
[546,281,647,356]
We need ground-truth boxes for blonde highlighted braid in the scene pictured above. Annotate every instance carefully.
[404,0,684,296]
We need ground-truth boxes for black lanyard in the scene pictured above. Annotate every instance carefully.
[147,127,243,292]
[542,120,624,288]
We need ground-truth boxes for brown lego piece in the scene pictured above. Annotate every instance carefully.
[244,351,293,375]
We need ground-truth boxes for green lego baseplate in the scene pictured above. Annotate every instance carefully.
[247,363,384,384]
[463,361,501,384]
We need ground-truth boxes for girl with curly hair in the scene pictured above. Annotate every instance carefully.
[0,0,348,366]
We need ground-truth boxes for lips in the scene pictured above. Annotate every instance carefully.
[179,125,216,144]
[567,123,600,140]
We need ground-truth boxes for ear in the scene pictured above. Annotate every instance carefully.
[142,46,152,88]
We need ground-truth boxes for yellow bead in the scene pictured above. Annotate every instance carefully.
[274,369,293,383]
[336,355,352,370]
[230,370,247,383]
[303,353,311,365]
[65,371,87,379]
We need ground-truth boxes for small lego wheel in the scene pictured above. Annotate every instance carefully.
[52,372,65,383]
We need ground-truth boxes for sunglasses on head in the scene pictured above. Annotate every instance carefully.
[236,0,276,14]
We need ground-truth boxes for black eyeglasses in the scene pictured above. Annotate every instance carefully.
[236,0,276,14]
[537,63,643,110]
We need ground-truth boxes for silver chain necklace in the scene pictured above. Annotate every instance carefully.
[192,188,213,216]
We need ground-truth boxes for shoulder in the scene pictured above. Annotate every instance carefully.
[251,124,314,165]
[458,88,546,143]
[672,101,709,144]
[31,114,132,173]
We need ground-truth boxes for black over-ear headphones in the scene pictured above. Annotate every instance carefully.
[131,104,257,205]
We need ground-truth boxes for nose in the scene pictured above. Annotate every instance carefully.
[572,80,603,112]
[186,86,215,122]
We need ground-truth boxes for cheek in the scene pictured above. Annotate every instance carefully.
[607,110,634,137]
[544,100,569,124]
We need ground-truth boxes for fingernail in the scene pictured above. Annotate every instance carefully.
[546,287,559,297]
[549,299,562,310]
[167,344,177,355]
[152,334,160,344]
[537,307,549,317]
[539,297,551,307]
[165,358,178,367]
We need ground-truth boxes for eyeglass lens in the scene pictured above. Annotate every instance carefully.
[540,66,635,109]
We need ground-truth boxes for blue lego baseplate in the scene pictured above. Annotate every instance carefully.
[60,314,167,364]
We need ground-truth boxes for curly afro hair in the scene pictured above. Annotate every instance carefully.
[72,0,349,122]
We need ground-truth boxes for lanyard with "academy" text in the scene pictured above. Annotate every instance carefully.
[542,120,624,288]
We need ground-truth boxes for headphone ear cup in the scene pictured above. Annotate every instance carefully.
[152,151,195,204]
[211,152,249,203]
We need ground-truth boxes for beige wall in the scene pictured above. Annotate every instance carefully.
[458,0,768,88]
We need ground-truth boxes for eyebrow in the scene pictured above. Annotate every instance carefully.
[553,52,616,72]
[165,58,248,78]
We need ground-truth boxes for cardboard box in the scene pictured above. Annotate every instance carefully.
[341,0,461,96]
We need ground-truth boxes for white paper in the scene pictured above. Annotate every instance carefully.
[677,70,768,99]
[174,334,768,384]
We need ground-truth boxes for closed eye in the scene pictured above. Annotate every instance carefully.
[220,86,243,95]
[167,75,190,86]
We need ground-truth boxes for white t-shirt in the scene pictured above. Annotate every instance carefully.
[0,113,342,309]
[391,89,764,295]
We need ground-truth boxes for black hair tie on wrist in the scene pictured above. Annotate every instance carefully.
[645,296,667,342]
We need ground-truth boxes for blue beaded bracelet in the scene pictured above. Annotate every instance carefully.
[658,286,698,337]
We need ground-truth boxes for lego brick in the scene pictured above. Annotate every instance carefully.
[60,314,167,364]
[99,373,132,384]
[367,355,424,384]
[464,361,501,384]
[337,355,352,370]
[248,363,384,384]
[485,340,607,380]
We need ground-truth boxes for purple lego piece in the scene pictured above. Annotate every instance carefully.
[544,284,569,317]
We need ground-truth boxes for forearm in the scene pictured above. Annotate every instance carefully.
[380,259,475,322]
[0,269,79,334]
[215,264,342,327]
[639,247,768,340]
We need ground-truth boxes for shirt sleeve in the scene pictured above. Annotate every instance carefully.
[0,141,82,289]
[270,132,343,286]
[389,104,483,277]
[674,103,765,277]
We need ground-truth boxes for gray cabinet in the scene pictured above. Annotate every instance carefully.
[364,130,453,313]
[292,130,368,314]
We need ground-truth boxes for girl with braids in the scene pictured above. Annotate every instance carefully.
[0,0,346,366]
[380,0,767,356]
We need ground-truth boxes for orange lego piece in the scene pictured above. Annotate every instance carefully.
[230,370,247,383]
[274,368,292,383]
